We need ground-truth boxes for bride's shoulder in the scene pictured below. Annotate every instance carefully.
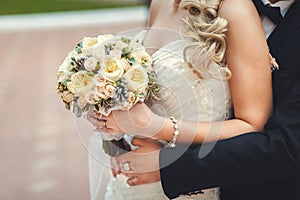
[218,0,258,21]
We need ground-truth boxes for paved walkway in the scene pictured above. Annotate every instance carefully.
[0,7,146,200]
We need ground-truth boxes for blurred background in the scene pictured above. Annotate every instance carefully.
[0,0,150,199]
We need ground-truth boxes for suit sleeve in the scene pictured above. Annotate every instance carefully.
[159,79,300,199]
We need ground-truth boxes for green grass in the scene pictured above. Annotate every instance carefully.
[0,0,144,15]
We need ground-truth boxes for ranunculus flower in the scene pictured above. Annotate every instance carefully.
[67,71,93,95]
[84,57,98,71]
[104,84,115,98]
[124,64,149,93]
[100,58,124,82]
[85,90,99,104]
[127,92,136,104]
[95,82,115,100]
[93,74,106,87]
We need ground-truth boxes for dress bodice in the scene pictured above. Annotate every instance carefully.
[103,38,233,200]
[149,39,233,122]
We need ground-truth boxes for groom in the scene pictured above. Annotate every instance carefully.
[118,0,300,199]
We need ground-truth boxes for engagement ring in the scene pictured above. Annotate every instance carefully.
[123,161,132,171]
[102,120,107,129]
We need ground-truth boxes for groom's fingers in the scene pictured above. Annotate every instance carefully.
[127,176,143,186]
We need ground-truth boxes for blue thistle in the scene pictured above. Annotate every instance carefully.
[113,79,129,105]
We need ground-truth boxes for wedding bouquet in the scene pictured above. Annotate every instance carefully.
[57,34,159,156]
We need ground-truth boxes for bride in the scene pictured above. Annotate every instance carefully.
[87,0,273,199]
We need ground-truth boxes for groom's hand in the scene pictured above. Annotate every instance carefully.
[117,137,162,186]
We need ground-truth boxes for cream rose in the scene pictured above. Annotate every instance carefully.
[100,58,124,82]
[61,91,74,103]
[67,71,94,95]
[84,57,98,71]
[81,36,111,56]
[124,64,149,93]
[129,51,152,66]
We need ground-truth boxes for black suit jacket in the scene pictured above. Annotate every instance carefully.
[159,1,300,200]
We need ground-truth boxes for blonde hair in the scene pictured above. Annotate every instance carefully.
[179,0,232,80]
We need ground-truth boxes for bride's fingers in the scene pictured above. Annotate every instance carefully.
[86,113,99,127]
[110,157,121,178]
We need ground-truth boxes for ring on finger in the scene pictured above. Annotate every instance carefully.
[102,120,107,129]
[122,161,132,171]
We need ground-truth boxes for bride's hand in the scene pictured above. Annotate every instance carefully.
[87,103,165,138]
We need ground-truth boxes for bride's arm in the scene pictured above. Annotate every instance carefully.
[151,0,272,143]
[88,0,272,144]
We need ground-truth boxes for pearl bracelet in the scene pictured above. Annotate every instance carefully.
[168,117,179,147]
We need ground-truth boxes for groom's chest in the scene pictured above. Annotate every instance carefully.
[268,17,300,104]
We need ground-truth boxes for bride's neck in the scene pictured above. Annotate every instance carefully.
[173,0,181,12]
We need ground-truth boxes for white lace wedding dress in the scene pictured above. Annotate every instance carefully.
[88,37,232,200]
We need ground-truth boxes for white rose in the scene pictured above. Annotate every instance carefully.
[84,57,98,71]
[100,58,124,82]
[129,40,143,50]
[109,49,122,59]
[92,45,106,61]
[97,34,114,43]
[124,64,149,93]
[115,40,127,50]
[67,71,94,96]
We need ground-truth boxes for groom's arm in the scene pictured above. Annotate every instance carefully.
[160,79,300,199]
